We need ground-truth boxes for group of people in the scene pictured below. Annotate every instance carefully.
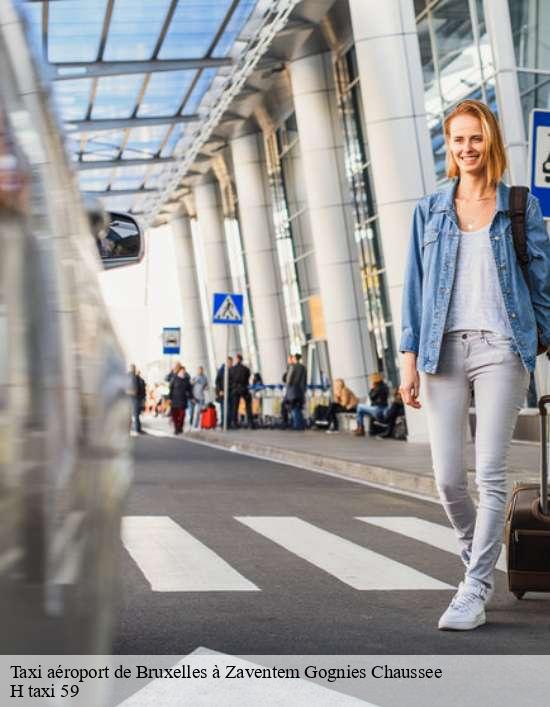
[166,363,209,434]
[323,373,405,438]
[129,363,209,435]
[214,353,261,430]
[130,355,403,438]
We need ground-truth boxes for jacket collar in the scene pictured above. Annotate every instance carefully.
[430,179,510,214]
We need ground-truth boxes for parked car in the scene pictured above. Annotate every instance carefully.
[0,1,140,653]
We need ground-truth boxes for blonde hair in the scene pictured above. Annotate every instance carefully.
[443,100,506,188]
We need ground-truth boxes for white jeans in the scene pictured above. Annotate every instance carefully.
[422,330,529,588]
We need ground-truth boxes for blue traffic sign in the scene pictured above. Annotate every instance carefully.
[529,109,550,219]
[212,292,244,325]
[162,327,181,354]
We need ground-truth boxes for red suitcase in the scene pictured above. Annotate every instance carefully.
[201,405,217,429]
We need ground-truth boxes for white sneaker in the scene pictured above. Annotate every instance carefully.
[325,429,340,434]
[438,582,487,631]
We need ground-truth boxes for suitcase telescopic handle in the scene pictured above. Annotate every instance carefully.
[539,396,550,515]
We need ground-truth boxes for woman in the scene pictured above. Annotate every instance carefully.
[400,100,550,631]
[325,378,358,433]
[169,364,192,435]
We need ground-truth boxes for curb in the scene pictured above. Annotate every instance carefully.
[183,430,442,500]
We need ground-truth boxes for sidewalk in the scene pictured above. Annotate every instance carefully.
[146,417,545,501]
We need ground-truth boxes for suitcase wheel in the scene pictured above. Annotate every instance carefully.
[513,591,525,600]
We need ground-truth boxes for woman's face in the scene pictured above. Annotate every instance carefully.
[448,113,486,178]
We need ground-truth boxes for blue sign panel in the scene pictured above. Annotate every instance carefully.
[529,109,550,218]
[212,292,244,325]
[162,327,181,354]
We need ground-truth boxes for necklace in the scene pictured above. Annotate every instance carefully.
[455,193,496,230]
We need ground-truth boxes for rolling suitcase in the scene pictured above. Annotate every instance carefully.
[505,395,550,599]
[201,404,217,429]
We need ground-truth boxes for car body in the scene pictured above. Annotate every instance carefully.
[0,1,131,653]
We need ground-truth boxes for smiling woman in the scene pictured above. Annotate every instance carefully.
[400,98,550,632]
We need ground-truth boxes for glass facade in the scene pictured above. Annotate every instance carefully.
[215,164,260,374]
[20,0,262,214]
[416,0,496,180]
[334,49,398,387]
[263,120,308,355]
[509,0,550,130]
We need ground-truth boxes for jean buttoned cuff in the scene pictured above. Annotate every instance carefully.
[399,331,418,354]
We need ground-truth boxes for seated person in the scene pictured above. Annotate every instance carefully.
[371,388,405,438]
[326,378,358,433]
[354,372,389,437]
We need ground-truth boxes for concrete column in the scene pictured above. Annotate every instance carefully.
[171,216,209,376]
[349,0,437,442]
[483,0,527,184]
[230,134,288,384]
[289,52,372,397]
[194,181,239,366]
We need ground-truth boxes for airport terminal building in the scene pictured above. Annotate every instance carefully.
[21,0,550,439]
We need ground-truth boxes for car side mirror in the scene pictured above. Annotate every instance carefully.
[98,211,144,269]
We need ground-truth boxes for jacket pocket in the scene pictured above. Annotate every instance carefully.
[422,228,440,248]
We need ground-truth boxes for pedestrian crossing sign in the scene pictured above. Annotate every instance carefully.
[212,292,244,325]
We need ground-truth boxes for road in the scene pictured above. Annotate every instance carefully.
[113,431,550,655]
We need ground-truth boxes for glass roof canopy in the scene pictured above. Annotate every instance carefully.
[20,0,259,216]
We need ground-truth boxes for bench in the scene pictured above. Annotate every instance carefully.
[336,411,407,440]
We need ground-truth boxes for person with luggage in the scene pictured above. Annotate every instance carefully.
[400,99,550,631]
[285,353,307,430]
[354,373,389,437]
[231,354,255,429]
[169,363,192,435]
[325,378,359,433]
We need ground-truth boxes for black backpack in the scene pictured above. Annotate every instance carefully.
[312,404,329,428]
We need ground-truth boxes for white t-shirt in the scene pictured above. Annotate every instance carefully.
[444,225,513,336]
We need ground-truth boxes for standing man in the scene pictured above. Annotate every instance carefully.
[129,364,146,434]
[215,356,234,429]
[231,354,254,429]
[286,353,307,430]
[281,354,294,429]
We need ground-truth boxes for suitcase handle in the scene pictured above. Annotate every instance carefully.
[538,395,550,416]
[539,396,550,515]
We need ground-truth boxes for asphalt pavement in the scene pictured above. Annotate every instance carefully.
[113,431,550,655]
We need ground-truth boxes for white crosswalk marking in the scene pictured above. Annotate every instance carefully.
[235,516,454,590]
[357,517,507,572]
[122,517,259,592]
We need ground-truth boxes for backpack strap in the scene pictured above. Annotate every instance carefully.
[509,187,548,356]
[509,186,530,276]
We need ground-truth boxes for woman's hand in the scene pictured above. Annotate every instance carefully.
[400,353,421,409]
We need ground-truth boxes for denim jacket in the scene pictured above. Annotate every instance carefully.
[400,180,550,374]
